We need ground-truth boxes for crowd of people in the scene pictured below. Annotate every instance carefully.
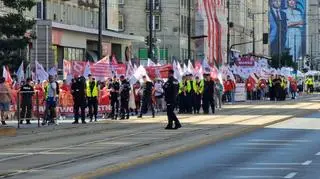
[0,68,316,128]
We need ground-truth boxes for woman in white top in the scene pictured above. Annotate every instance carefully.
[286,0,304,60]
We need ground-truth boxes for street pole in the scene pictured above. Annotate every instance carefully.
[43,0,46,20]
[188,0,191,63]
[252,14,255,55]
[98,0,102,60]
[226,0,230,65]
[148,0,153,60]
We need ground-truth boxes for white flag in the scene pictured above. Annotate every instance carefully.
[126,63,135,79]
[173,61,182,82]
[187,60,194,74]
[183,63,188,74]
[202,58,211,73]
[2,66,12,84]
[35,60,48,82]
[83,61,91,78]
[147,58,156,66]
[16,62,24,83]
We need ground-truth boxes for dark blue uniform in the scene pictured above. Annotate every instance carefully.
[164,76,181,129]
[120,79,131,119]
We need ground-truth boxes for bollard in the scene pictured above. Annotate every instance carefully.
[17,91,20,129]
[36,91,40,127]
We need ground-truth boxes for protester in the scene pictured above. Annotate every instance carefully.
[20,78,34,124]
[109,76,120,120]
[0,77,12,125]
[42,75,58,125]
[215,79,223,110]
[133,81,141,115]
[290,79,298,99]
[154,79,164,113]
[223,75,235,103]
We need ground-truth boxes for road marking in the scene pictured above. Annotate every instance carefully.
[249,139,310,143]
[237,167,293,170]
[236,143,295,146]
[302,160,312,165]
[233,176,282,178]
[283,172,297,178]
[316,152,320,156]
[255,163,301,165]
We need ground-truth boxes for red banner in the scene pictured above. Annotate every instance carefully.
[145,64,173,79]
[63,60,126,79]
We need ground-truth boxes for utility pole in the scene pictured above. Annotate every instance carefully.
[98,0,103,60]
[252,14,255,55]
[226,0,230,65]
[43,0,46,20]
[188,0,191,63]
[148,0,153,60]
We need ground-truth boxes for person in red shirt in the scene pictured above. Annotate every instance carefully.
[223,75,235,103]
[258,78,267,100]
[246,79,255,100]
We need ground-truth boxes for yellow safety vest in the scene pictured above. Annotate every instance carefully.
[44,85,49,99]
[86,81,98,97]
[268,78,273,87]
[193,80,204,94]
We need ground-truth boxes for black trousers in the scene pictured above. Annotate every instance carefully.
[166,103,180,128]
[74,102,86,122]
[193,94,202,113]
[21,102,32,121]
[120,98,129,118]
[178,94,186,113]
[87,97,98,120]
[110,98,119,117]
[186,93,193,113]
[140,96,154,116]
[269,86,275,101]
[202,96,215,114]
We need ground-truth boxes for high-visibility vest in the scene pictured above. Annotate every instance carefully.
[193,80,204,94]
[86,81,98,97]
[44,85,49,99]
[268,78,273,87]
[186,80,192,93]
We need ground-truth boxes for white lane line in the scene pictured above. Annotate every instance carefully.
[316,152,320,156]
[302,160,312,165]
[250,139,310,143]
[237,167,293,170]
[255,163,301,165]
[233,176,282,178]
[283,172,297,178]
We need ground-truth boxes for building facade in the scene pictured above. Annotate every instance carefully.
[119,0,196,64]
[1,0,143,76]
[308,0,320,70]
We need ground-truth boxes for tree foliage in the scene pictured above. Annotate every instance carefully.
[0,0,36,71]
[271,51,298,70]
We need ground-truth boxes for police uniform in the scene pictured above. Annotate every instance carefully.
[20,82,34,124]
[71,77,87,124]
[164,75,181,129]
[86,80,99,122]
[138,81,155,118]
[109,80,120,120]
[119,78,131,119]
[202,77,215,114]
[193,79,204,114]
[185,76,193,114]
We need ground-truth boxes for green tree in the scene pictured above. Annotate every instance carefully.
[0,0,36,72]
[271,51,298,70]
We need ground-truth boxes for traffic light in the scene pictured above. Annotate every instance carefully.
[145,36,150,46]
[263,33,268,44]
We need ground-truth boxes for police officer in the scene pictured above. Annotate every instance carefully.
[109,76,120,120]
[164,69,181,130]
[71,76,87,124]
[138,76,155,118]
[193,76,204,114]
[20,78,34,124]
[178,75,187,114]
[86,74,99,122]
[119,75,131,120]
[185,74,193,114]
[202,73,215,114]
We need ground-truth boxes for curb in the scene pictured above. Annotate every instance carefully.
[0,127,16,137]
[73,107,319,179]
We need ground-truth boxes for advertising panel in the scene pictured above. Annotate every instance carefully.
[269,0,306,60]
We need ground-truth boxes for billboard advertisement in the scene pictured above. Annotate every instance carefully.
[269,0,306,60]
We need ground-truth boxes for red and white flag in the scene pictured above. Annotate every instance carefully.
[2,66,12,85]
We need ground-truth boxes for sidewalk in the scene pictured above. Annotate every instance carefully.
[0,96,319,178]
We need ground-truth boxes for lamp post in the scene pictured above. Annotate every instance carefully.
[98,0,102,60]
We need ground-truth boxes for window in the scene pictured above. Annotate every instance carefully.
[181,0,184,7]
[118,14,124,31]
[146,0,160,10]
[146,15,161,31]
[119,0,124,5]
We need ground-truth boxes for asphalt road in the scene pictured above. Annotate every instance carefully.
[102,112,320,179]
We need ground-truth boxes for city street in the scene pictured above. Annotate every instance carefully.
[103,112,320,179]
[0,97,319,179]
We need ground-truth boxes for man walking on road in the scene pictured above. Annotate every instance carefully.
[20,78,34,124]
[164,70,181,130]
